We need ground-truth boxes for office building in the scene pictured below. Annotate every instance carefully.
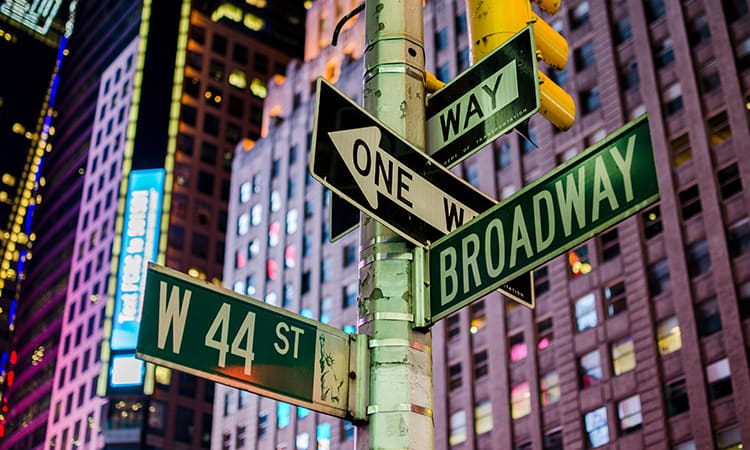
[2,1,306,449]
[217,0,750,449]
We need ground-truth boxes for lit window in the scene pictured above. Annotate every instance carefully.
[277,402,291,428]
[670,133,692,167]
[265,291,277,306]
[707,110,731,147]
[449,410,467,445]
[715,426,741,450]
[575,293,597,332]
[250,204,263,226]
[537,317,553,350]
[584,406,609,448]
[296,432,310,449]
[474,400,493,435]
[470,301,486,334]
[286,208,298,234]
[509,332,527,362]
[568,245,591,278]
[657,316,682,355]
[285,245,297,268]
[228,69,247,90]
[569,0,590,29]
[706,358,733,401]
[270,190,281,212]
[316,422,331,449]
[579,349,602,388]
[237,213,250,235]
[540,371,560,406]
[232,280,245,294]
[511,381,531,419]
[673,441,696,450]
[663,83,683,114]
[268,222,280,247]
[343,282,357,308]
[239,182,252,203]
[617,395,642,434]
[611,336,635,376]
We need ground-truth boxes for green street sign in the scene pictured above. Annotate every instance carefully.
[420,115,658,326]
[136,264,362,420]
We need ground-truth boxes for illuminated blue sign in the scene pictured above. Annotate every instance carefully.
[111,169,165,352]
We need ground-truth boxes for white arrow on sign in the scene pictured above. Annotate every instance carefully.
[328,126,480,234]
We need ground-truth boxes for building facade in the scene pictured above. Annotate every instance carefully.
[217,0,750,449]
[2,1,307,449]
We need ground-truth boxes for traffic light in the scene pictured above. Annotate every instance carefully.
[466,0,575,131]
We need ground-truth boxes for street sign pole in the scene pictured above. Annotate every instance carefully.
[356,1,433,449]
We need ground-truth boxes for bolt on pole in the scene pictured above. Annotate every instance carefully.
[356,1,434,449]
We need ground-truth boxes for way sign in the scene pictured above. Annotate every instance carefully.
[136,264,362,420]
[427,26,539,167]
[420,115,659,326]
[310,77,496,248]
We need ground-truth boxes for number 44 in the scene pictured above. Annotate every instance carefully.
[205,303,256,375]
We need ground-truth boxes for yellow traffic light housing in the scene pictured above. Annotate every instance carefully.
[466,0,575,131]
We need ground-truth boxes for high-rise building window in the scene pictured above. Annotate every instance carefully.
[211,33,227,54]
[604,280,626,317]
[575,293,597,332]
[449,363,462,391]
[614,16,632,45]
[257,411,268,438]
[688,12,711,45]
[470,301,486,334]
[715,426,742,450]
[474,400,493,434]
[191,233,209,258]
[657,316,682,355]
[706,358,733,401]
[686,239,711,278]
[509,332,527,362]
[617,395,643,434]
[568,245,591,278]
[708,110,732,147]
[654,37,675,69]
[543,429,563,450]
[584,406,609,448]
[696,297,722,337]
[579,349,602,388]
[663,83,684,115]
[665,378,689,417]
[611,336,635,375]
[569,1,590,29]
[648,258,671,296]
[541,371,560,406]
[511,382,531,419]
[474,349,489,379]
[718,162,743,200]
[343,282,357,308]
[599,228,620,262]
[435,28,448,51]
[495,141,512,169]
[175,406,194,443]
[449,410,467,445]
[645,0,666,22]
[642,204,663,239]
[738,280,750,320]
[535,265,550,295]
[343,244,357,267]
[198,171,215,195]
[574,41,595,71]
[581,86,601,114]
[670,133,691,167]
[277,402,291,428]
[537,317,553,349]
[447,315,460,340]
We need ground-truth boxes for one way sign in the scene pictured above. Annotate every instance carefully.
[310,77,495,248]
[310,78,534,310]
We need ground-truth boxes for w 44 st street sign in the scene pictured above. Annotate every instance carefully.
[136,264,365,420]
[419,116,659,326]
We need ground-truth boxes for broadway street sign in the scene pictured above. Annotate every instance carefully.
[419,115,659,326]
[426,26,539,167]
[310,77,496,248]
[136,264,363,420]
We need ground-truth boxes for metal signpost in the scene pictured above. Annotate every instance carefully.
[136,264,366,420]
[426,26,540,167]
[419,115,659,326]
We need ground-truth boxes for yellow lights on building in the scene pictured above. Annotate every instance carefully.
[250,78,267,98]
[11,123,25,135]
[228,69,247,89]
[0,192,7,203]
[211,3,265,31]
[1,174,16,186]
[31,346,45,366]
[246,0,266,7]
[304,0,312,9]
